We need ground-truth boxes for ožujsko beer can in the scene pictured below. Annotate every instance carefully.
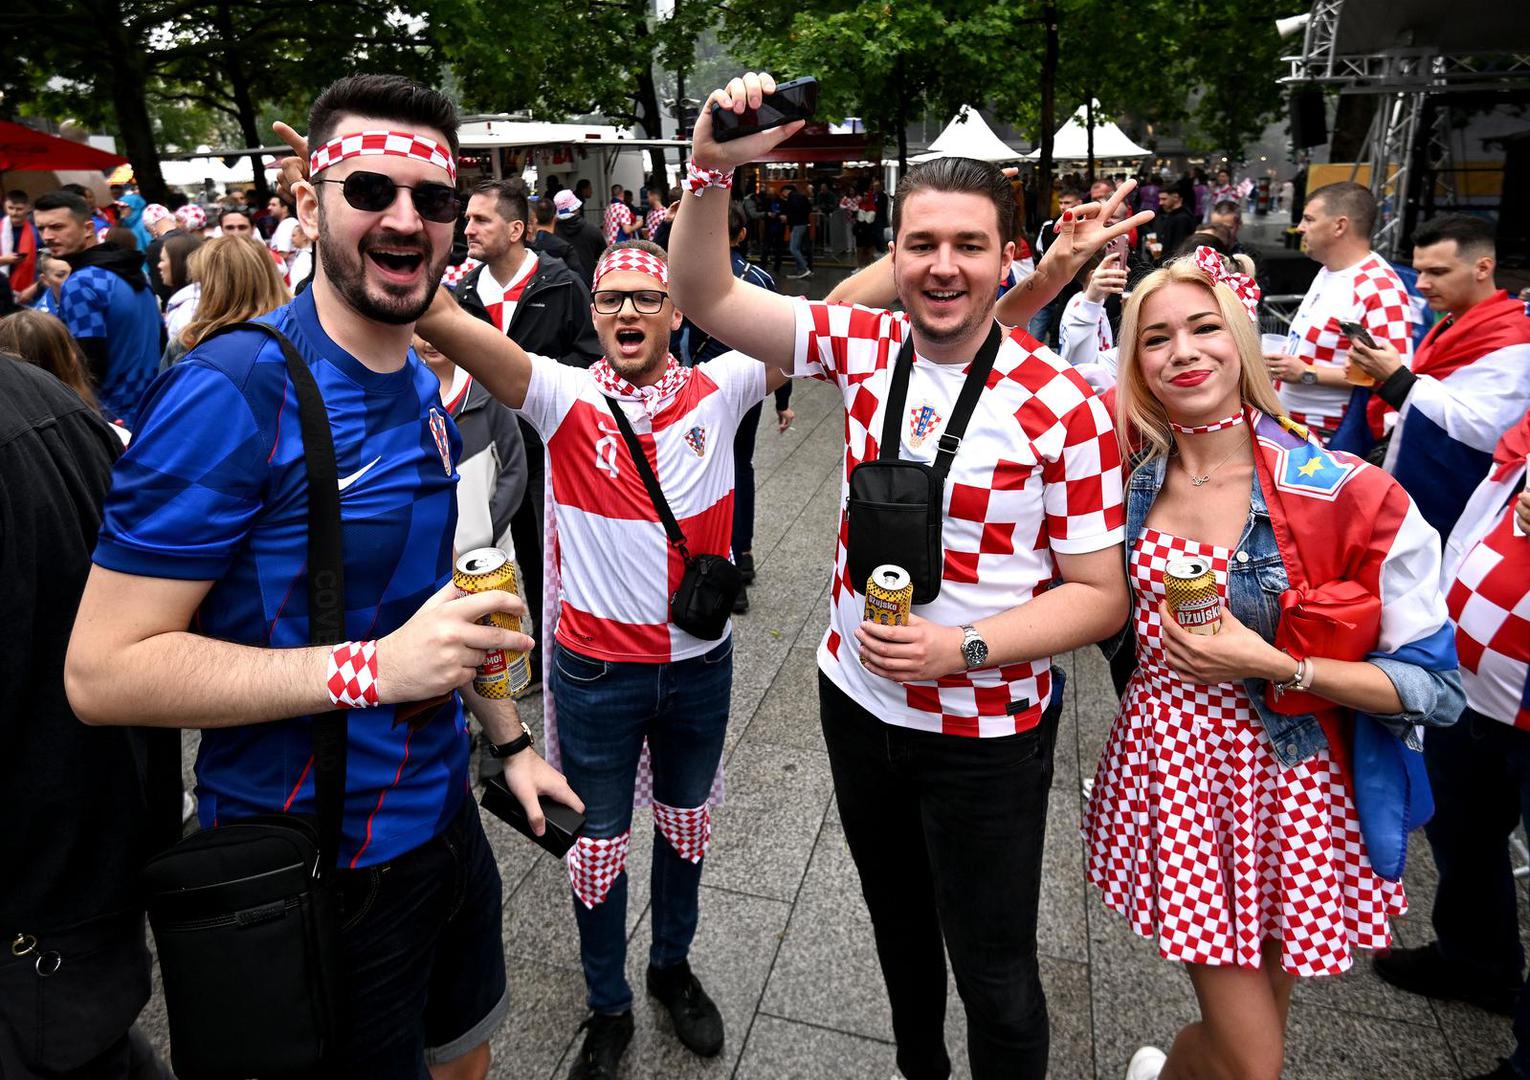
[864,564,914,627]
[1164,556,1221,636]
[452,547,533,698]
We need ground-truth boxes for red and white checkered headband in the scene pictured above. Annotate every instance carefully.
[592,246,669,291]
[1191,245,1261,323]
[308,130,457,185]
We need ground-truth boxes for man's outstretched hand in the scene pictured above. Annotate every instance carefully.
[691,72,807,174]
[272,121,309,201]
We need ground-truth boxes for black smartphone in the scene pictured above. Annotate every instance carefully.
[710,76,819,142]
[479,776,586,859]
[1336,319,1379,349]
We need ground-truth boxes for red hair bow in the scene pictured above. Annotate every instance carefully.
[1191,245,1260,323]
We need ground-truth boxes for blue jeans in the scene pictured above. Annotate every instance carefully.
[788,224,810,273]
[550,638,734,1014]
[1423,707,1530,1076]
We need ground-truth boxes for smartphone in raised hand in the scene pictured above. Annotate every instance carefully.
[711,77,819,142]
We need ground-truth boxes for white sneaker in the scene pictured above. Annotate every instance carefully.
[181,790,197,824]
[1126,1046,1167,1080]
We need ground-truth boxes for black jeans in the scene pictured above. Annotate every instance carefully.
[508,417,546,680]
[731,401,762,556]
[818,668,1063,1080]
[1423,707,1530,1075]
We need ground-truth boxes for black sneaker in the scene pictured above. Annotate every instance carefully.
[1372,943,1519,1016]
[732,586,750,615]
[646,960,724,1057]
[567,1011,634,1080]
[736,551,756,585]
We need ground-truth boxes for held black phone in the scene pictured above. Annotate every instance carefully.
[479,776,586,859]
[710,77,819,142]
[1336,319,1379,350]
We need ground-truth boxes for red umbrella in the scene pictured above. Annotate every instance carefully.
[0,120,129,173]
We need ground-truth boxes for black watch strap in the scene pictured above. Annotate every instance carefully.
[488,722,533,759]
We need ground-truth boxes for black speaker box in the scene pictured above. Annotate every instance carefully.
[1290,86,1328,149]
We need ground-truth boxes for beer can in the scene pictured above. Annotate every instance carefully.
[864,564,914,627]
[1164,556,1221,636]
[453,547,533,698]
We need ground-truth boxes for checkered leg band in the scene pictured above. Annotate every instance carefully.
[652,800,712,864]
[680,157,734,198]
[566,831,632,909]
[591,247,670,291]
[326,640,380,709]
[309,130,458,185]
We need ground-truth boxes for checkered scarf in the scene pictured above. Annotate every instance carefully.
[590,355,688,417]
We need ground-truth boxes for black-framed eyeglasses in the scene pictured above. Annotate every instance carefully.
[592,289,669,315]
[315,171,461,223]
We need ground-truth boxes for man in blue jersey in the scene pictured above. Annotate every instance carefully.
[65,74,581,1079]
[34,190,161,425]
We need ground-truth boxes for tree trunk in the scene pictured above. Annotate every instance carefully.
[1038,2,1059,220]
[895,54,909,175]
[108,50,168,203]
[1086,94,1096,185]
[629,13,670,199]
[213,1,269,200]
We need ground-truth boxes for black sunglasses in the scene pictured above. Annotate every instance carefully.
[316,171,461,223]
[592,289,669,315]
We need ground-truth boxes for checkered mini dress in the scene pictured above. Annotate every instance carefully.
[1082,529,1407,977]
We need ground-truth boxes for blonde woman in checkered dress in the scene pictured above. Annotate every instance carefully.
[1082,254,1463,1080]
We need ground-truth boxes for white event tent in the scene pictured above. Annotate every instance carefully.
[910,105,1026,163]
[1024,102,1151,162]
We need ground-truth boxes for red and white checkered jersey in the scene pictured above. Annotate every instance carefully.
[520,352,767,662]
[1278,253,1416,432]
[791,297,1125,736]
[441,259,479,290]
[1443,458,1530,729]
[473,250,539,333]
[603,201,637,245]
[645,206,667,238]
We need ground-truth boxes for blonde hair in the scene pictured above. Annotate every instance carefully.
[182,235,289,350]
[1115,252,1282,469]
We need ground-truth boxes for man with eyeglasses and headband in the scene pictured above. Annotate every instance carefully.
[386,236,789,1078]
[65,74,581,1078]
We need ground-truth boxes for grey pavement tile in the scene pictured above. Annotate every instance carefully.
[705,738,837,901]
[1040,784,1090,965]
[1434,998,1518,1077]
[734,1014,897,1080]
[1283,1002,1461,1079]
[616,885,793,1079]
[1070,645,1120,786]
[1044,957,1096,1080]
[491,958,586,1079]
[1086,896,1200,1080]
[479,802,550,897]
[1290,944,1439,1025]
[739,646,829,754]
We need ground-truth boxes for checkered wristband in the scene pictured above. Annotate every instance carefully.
[681,158,734,197]
[326,641,380,709]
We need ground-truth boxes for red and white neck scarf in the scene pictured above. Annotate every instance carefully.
[591,246,669,291]
[1171,413,1246,435]
[309,129,457,185]
[590,355,688,417]
[476,249,539,333]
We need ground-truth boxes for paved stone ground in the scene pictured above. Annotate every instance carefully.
[139,253,1526,1078]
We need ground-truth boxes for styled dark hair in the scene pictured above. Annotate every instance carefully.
[1412,213,1495,258]
[728,203,748,243]
[218,207,252,226]
[4,189,29,204]
[308,74,459,157]
[471,178,530,226]
[162,232,204,289]
[102,226,139,250]
[891,156,1015,244]
[60,183,90,198]
[532,195,556,227]
[1307,181,1377,236]
[33,190,90,220]
[1210,199,1241,219]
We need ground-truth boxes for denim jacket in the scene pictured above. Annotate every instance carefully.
[1112,453,1463,769]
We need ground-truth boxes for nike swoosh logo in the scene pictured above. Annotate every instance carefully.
[337,456,382,491]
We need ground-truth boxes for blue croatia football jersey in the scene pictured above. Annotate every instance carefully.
[57,265,161,426]
[94,287,467,868]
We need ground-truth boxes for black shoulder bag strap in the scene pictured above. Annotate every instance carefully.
[602,394,691,561]
[200,321,349,874]
[877,320,1004,477]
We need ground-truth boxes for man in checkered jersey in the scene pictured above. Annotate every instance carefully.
[1373,410,1530,1080]
[667,72,1135,1080]
[1264,181,1418,440]
[414,238,790,1078]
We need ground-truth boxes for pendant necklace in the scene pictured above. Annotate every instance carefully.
[1178,442,1244,487]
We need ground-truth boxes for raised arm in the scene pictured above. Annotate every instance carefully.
[415,285,537,409]
[668,72,804,372]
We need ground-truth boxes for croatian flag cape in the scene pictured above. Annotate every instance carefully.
[1249,410,1457,876]
[1375,290,1530,538]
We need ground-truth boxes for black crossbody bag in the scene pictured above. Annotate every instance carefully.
[603,395,741,640]
[140,322,348,1079]
[845,321,1002,604]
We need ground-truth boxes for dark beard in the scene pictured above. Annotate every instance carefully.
[316,204,448,326]
[907,300,992,347]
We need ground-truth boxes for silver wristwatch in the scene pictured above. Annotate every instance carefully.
[959,624,989,669]
[1299,366,1318,385]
